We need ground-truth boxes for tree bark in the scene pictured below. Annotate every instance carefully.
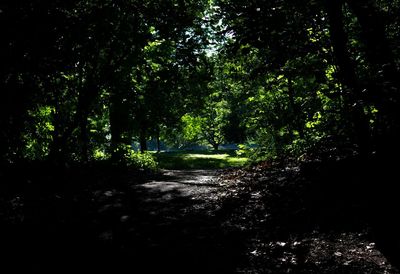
[156,129,161,153]
[287,75,305,139]
[49,102,66,164]
[345,0,400,152]
[110,90,126,161]
[345,0,399,87]
[213,143,219,151]
[139,124,147,153]
[77,87,90,163]
[325,0,371,158]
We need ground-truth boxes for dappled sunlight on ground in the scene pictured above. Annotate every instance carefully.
[1,159,398,273]
[135,170,221,200]
[155,150,249,170]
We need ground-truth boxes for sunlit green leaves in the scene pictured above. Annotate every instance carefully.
[23,106,55,160]
[181,114,204,143]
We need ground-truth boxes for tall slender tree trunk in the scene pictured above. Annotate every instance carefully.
[287,75,305,139]
[110,91,126,162]
[213,143,219,151]
[1,75,31,162]
[49,96,91,164]
[77,97,89,163]
[345,0,400,152]
[346,0,399,88]
[49,103,65,164]
[325,0,371,158]
[156,129,161,153]
[50,73,96,164]
[76,81,94,163]
[139,122,147,153]
[345,2,400,267]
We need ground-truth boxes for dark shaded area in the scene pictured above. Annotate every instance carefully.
[216,154,400,273]
[0,163,246,273]
[1,156,399,273]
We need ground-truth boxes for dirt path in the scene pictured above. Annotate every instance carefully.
[133,169,222,201]
[117,170,247,273]
[3,165,398,273]
[128,169,225,221]
[119,167,399,274]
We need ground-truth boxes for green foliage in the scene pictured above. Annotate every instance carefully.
[108,144,158,170]
[3,0,400,166]
[181,114,205,143]
[23,106,55,160]
[126,150,158,171]
[199,97,231,150]
[93,149,108,161]
[235,143,257,158]
[251,130,283,162]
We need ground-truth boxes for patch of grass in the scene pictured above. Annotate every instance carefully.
[155,150,249,170]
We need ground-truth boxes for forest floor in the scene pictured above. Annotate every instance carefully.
[1,158,399,273]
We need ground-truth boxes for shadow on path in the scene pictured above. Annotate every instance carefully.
[1,167,248,273]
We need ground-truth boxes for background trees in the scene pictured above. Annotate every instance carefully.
[214,0,400,159]
[1,0,211,163]
[1,0,400,164]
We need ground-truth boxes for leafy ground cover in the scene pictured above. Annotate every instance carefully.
[155,150,249,170]
[215,160,399,273]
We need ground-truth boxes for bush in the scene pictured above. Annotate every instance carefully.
[244,130,283,163]
[126,150,158,171]
[235,143,254,157]
[94,145,158,171]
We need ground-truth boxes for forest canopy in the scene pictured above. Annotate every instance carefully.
[1,0,400,165]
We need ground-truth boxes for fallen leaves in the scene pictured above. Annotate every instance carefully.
[215,161,398,273]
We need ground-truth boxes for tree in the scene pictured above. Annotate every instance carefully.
[213,0,400,158]
[0,0,211,163]
[181,96,230,151]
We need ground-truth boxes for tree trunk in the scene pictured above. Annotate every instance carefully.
[139,130,147,153]
[346,0,399,88]
[49,98,91,164]
[76,76,98,163]
[49,103,66,164]
[213,143,219,151]
[345,0,400,153]
[110,91,126,162]
[287,75,305,139]
[77,91,90,163]
[49,74,96,163]
[325,0,371,158]
[156,129,161,153]
[0,75,31,162]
